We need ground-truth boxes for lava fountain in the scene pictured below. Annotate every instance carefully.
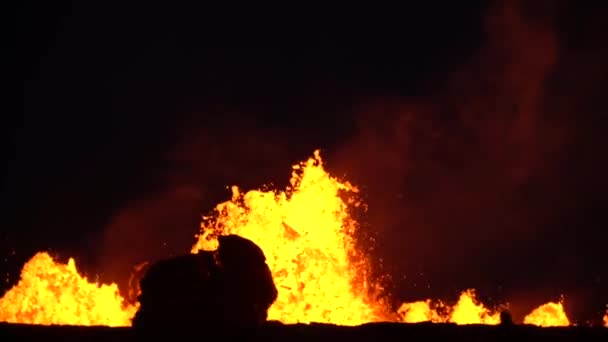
[191,150,389,325]
[0,252,136,326]
[0,150,603,327]
[523,301,570,327]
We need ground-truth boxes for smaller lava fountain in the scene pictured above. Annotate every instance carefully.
[523,301,570,327]
[397,289,500,325]
[0,252,136,326]
[396,290,570,327]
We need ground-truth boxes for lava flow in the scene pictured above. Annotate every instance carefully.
[0,252,136,326]
[0,150,604,327]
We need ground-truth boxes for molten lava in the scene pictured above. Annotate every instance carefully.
[191,150,387,325]
[0,150,606,327]
[523,301,570,327]
[449,290,500,325]
[0,252,136,326]
[397,300,442,323]
[398,289,499,324]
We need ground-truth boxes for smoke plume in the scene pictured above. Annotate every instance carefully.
[328,0,608,323]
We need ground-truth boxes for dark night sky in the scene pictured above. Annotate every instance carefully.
[6,0,608,324]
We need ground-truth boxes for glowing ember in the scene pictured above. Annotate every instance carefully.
[398,289,499,325]
[523,301,570,327]
[603,307,608,327]
[0,252,136,326]
[191,150,387,325]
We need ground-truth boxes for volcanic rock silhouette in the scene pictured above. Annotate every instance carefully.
[132,235,277,332]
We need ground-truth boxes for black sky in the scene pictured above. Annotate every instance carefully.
[7,0,608,324]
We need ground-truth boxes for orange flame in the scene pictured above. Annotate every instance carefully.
[191,150,388,325]
[523,301,570,327]
[0,252,136,326]
[603,307,608,327]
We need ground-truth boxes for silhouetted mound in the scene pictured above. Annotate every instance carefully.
[500,311,513,327]
[216,235,278,325]
[132,235,277,333]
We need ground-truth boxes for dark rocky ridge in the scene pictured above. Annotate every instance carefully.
[1,322,607,341]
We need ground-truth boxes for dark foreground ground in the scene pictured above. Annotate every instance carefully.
[1,321,607,341]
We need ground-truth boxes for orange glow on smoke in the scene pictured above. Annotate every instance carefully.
[0,150,605,327]
[191,150,388,325]
[0,252,136,326]
[523,301,570,327]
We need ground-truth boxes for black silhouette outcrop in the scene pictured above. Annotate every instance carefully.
[132,235,277,333]
[499,310,513,326]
